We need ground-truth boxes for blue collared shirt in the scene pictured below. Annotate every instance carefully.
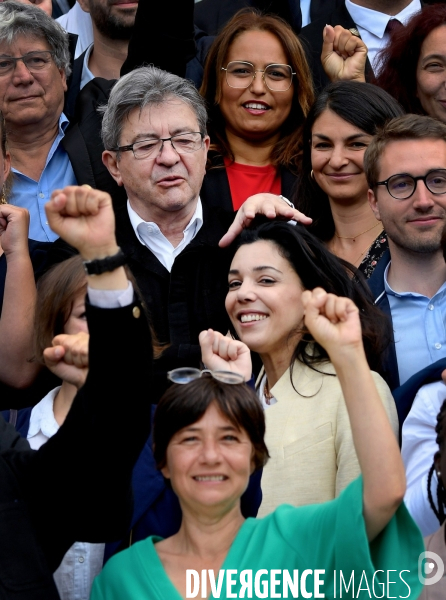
[384,262,446,385]
[10,113,78,242]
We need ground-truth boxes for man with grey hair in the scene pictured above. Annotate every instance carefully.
[97,65,308,400]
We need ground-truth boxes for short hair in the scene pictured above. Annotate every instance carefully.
[295,81,404,241]
[153,377,269,472]
[0,1,71,77]
[364,114,446,190]
[199,9,314,171]
[33,256,87,364]
[230,220,391,378]
[100,66,208,152]
[375,4,446,115]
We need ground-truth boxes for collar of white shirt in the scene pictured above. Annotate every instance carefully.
[346,0,421,39]
[127,199,204,272]
[27,386,61,440]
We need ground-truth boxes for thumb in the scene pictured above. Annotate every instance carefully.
[199,329,215,364]
[322,24,335,55]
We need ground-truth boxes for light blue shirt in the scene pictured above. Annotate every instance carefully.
[10,113,78,242]
[384,262,446,385]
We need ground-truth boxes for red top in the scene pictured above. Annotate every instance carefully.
[224,158,281,210]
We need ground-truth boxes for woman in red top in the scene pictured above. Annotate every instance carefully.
[199,10,314,211]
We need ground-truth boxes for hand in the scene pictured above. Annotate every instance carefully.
[199,329,252,381]
[321,25,367,83]
[45,186,119,260]
[302,288,363,362]
[219,193,312,248]
[43,332,89,389]
[0,0,53,16]
[0,204,30,258]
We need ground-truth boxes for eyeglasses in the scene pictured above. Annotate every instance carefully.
[221,61,295,92]
[0,51,54,77]
[113,132,204,160]
[167,367,245,385]
[376,169,446,199]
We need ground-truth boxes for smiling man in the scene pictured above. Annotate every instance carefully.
[365,114,446,390]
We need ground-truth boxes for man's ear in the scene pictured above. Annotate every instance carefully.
[368,188,382,222]
[102,150,124,187]
[76,0,91,13]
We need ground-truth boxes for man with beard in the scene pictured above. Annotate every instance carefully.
[365,115,446,389]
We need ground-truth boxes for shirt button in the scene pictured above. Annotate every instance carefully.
[147,226,153,233]
[435,343,442,350]
[429,304,434,311]
[39,192,44,198]
[78,556,84,563]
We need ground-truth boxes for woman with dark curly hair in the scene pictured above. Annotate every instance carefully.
[374,4,446,124]
[199,9,314,212]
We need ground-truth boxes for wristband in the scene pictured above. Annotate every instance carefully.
[83,248,126,276]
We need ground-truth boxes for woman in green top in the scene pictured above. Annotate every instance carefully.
[91,288,424,600]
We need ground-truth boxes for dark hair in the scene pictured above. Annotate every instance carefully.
[229,220,391,377]
[200,8,314,172]
[294,81,404,241]
[153,377,269,472]
[364,114,446,190]
[427,398,446,525]
[33,256,87,364]
[375,4,446,115]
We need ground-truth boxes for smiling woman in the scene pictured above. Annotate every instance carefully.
[199,9,314,211]
[294,81,404,277]
[90,273,423,600]
[225,220,398,514]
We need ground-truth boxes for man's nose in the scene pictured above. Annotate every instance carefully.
[11,58,35,84]
[412,180,435,209]
[155,139,181,165]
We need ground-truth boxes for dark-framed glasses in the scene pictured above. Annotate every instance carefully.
[376,169,446,200]
[0,51,54,76]
[113,132,204,160]
[221,61,295,92]
[167,367,245,385]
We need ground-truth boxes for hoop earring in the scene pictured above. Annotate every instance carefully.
[310,170,314,180]
[0,186,6,205]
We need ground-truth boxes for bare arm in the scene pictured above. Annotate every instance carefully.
[0,205,40,387]
[302,288,405,541]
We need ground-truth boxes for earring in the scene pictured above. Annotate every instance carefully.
[438,471,442,478]
[0,186,6,205]
[310,170,314,180]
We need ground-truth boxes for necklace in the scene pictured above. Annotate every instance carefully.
[334,221,381,242]
[264,380,273,404]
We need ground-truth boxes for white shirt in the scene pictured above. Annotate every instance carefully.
[402,380,446,536]
[300,0,311,28]
[127,199,203,272]
[80,43,95,90]
[57,2,94,59]
[345,0,421,72]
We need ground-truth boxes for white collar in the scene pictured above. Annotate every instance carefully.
[27,387,61,439]
[127,198,203,246]
[345,0,421,39]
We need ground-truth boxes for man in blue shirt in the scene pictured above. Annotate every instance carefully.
[366,114,446,389]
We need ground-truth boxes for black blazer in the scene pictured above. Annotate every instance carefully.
[0,298,154,599]
[299,4,374,93]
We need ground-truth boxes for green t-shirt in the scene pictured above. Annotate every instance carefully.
[91,477,424,599]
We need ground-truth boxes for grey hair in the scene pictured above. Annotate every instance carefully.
[100,66,208,151]
[0,1,71,77]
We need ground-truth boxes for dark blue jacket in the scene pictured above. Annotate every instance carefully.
[2,404,262,564]
[367,250,400,391]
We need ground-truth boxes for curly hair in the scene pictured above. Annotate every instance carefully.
[427,398,446,525]
[375,4,446,115]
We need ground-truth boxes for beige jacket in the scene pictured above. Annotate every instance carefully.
[258,360,398,517]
